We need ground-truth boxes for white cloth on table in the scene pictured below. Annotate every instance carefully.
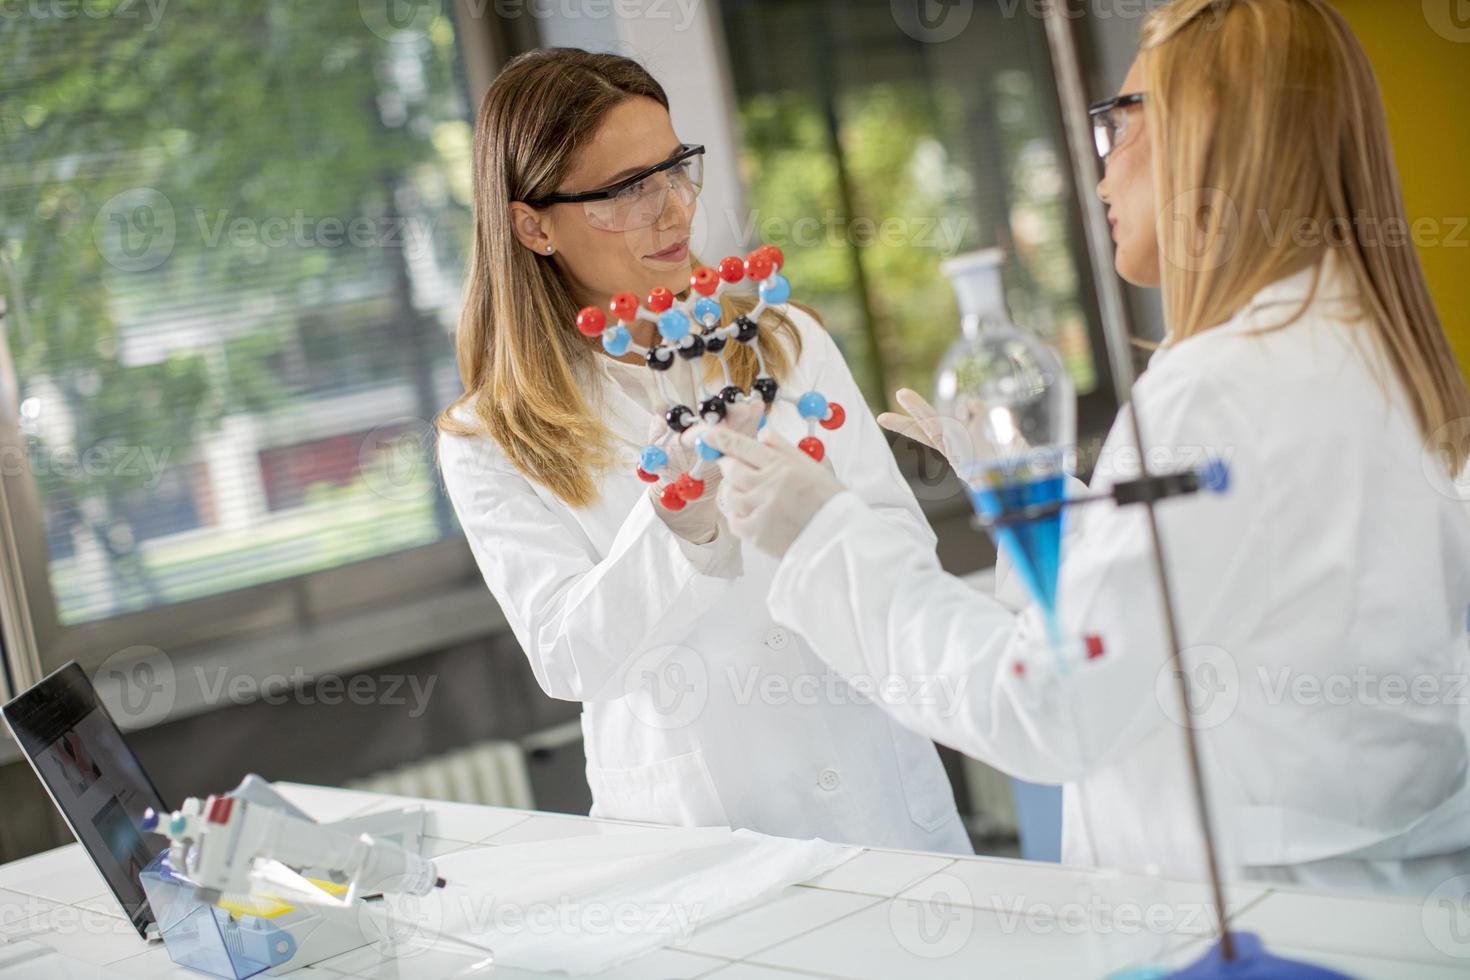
[388,826,858,975]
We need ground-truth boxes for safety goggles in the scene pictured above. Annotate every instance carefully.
[525,144,705,232]
[1088,93,1144,163]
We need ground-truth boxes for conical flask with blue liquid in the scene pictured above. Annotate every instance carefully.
[934,249,1075,649]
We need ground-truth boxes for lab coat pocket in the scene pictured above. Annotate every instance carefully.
[887,722,959,833]
[585,749,731,828]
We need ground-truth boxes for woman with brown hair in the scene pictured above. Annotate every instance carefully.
[709,0,1470,892]
[436,48,971,853]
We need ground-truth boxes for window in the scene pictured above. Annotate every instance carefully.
[0,1,487,665]
[718,0,1114,425]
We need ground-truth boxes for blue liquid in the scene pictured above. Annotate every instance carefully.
[970,472,1066,647]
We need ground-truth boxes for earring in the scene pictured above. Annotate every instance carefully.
[545,245,554,254]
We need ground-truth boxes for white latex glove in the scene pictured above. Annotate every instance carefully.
[875,387,979,477]
[701,425,846,559]
[652,399,762,545]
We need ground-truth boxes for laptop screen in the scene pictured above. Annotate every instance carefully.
[2,662,169,939]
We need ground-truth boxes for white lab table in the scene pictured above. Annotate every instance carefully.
[0,783,1463,979]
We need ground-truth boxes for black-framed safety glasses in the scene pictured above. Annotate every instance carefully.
[525,144,705,232]
[1088,93,1144,163]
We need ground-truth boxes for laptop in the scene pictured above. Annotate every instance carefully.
[2,661,169,940]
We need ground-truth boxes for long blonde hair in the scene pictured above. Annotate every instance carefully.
[1142,0,1469,471]
[438,48,801,507]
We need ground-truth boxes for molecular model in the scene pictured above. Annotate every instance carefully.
[575,245,847,511]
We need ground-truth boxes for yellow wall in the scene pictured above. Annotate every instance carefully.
[1330,2,1470,380]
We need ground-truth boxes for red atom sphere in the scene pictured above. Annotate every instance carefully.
[675,474,705,501]
[635,467,660,483]
[690,266,719,296]
[647,287,674,313]
[758,244,784,271]
[610,292,639,321]
[659,484,688,510]
[819,402,846,430]
[798,437,825,462]
[717,256,745,283]
[576,306,606,336]
[744,250,774,281]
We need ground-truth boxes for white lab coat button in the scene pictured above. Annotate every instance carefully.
[764,628,790,651]
[818,768,840,791]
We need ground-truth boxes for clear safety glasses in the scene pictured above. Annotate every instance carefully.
[526,144,705,232]
[1088,93,1144,163]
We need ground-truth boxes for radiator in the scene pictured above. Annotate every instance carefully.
[346,738,537,809]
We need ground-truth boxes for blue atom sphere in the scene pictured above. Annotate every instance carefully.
[797,391,829,420]
[657,309,690,341]
[640,445,669,472]
[693,296,722,327]
[758,274,791,305]
[695,434,722,461]
[602,325,632,356]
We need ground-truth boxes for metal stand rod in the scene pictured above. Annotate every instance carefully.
[973,468,1216,529]
[1039,1,1236,961]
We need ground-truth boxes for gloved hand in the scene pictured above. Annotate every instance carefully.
[875,387,982,477]
[652,399,762,545]
[701,424,846,559]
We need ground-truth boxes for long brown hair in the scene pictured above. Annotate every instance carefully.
[438,48,801,506]
[1143,0,1470,472]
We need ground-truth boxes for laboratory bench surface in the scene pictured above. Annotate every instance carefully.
[0,783,1463,979]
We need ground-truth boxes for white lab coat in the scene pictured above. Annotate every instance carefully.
[438,306,972,854]
[765,260,1470,893]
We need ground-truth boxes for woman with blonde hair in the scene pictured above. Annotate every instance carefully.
[436,48,970,853]
[707,0,1470,892]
